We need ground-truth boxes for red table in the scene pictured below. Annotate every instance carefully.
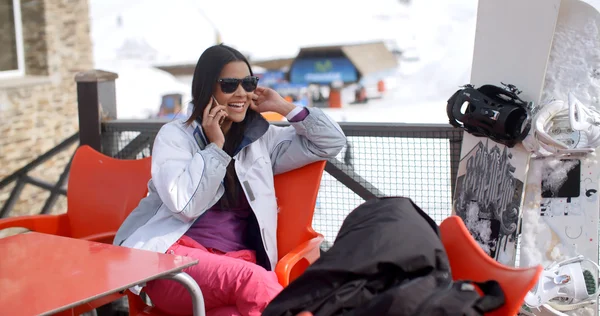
[0,232,205,316]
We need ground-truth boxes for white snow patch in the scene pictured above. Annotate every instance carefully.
[89,0,479,123]
[465,202,494,255]
[541,1,600,109]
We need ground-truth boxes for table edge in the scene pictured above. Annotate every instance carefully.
[38,260,199,316]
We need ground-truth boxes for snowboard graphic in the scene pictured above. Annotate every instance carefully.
[454,138,529,265]
[451,0,561,267]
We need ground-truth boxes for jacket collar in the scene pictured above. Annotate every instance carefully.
[183,102,270,154]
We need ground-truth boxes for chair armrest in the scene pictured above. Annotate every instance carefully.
[82,231,117,244]
[275,234,324,287]
[0,213,69,236]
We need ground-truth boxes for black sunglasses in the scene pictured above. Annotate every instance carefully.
[218,76,259,94]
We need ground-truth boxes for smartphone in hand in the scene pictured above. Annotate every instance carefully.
[211,95,226,125]
[211,95,217,110]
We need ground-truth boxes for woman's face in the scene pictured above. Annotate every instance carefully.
[212,61,256,124]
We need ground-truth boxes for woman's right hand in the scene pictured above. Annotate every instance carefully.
[202,97,228,149]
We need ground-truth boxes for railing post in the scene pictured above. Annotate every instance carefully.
[74,69,118,152]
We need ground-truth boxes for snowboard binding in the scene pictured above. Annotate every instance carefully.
[447,83,533,148]
[518,304,568,316]
[522,92,600,157]
[523,255,600,313]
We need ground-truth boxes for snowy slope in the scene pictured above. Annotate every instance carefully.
[89,0,478,122]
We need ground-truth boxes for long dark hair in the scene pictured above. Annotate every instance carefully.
[186,44,260,209]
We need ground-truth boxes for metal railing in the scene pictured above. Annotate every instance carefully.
[0,133,79,218]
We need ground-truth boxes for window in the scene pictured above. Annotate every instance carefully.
[0,0,24,77]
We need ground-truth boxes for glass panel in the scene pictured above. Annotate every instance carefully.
[0,0,18,72]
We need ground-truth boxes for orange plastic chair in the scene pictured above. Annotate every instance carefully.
[0,144,152,314]
[274,160,326,286]
[126,160,327,316]
[0,145,151,242]
[439,215,543,316]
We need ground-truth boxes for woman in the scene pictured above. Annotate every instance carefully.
[113,44,347,316]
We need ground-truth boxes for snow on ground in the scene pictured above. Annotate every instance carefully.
[302,0,477,124]
[89,0,479,122]
[106,61,192,120]
[322,98,451,124]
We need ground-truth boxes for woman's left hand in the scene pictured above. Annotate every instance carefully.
[251,86,296,116]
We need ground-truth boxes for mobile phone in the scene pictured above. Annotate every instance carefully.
[211,95,225,125]
[211,95,218,110]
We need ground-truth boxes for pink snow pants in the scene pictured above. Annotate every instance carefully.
[144,235,283,316]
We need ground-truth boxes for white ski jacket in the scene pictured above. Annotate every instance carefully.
[114,105,346,294]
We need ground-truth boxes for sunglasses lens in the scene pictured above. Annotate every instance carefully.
[220,79,239,93]
[242,77,258,92]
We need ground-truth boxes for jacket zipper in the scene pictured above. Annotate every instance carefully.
[261,228,268,251]
[236,160,268,253]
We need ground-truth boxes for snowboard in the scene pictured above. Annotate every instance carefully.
[451,0,561,267]
[518,0,600,315]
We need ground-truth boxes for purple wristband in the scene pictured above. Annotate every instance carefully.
[288,108,309,122]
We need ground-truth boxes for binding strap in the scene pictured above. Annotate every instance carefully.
[447,84,532,148]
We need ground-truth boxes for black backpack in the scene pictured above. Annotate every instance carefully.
[262,197,505,316]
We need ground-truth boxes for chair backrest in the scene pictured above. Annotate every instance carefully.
[67,145,152,239]
[275,161,326,260]
[439,216,542,316]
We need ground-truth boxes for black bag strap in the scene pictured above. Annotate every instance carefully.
[471,280,505,313]
[413,279,505,316]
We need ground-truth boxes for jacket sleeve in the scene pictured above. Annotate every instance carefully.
[151,123,231,222]
[266,107,347,175]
